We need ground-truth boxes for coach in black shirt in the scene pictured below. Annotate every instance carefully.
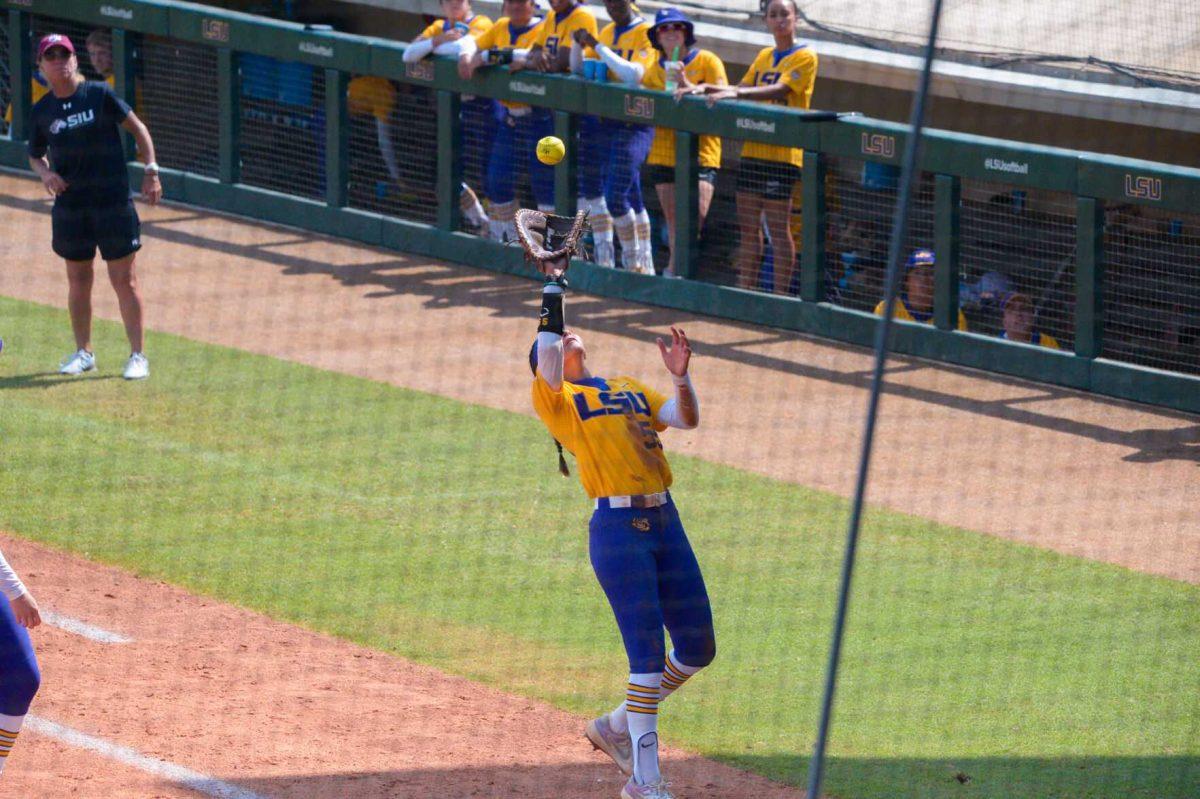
[27,33,161,380]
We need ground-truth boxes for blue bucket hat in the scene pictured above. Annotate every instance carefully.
[905,248,936,271]
[648,7,696,51]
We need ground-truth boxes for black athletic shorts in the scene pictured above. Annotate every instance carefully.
[51,199,142,262]
[735,158,801,200]
[645,164,719,186]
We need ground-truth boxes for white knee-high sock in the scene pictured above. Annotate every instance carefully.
[585,196,615,267]
[610,650,706,736]
[488,200,517,242]
[634,208,655,274]
[613,210,637,270]
[0,713,27,774]
[625,673,662,785]
[459,184,489,227]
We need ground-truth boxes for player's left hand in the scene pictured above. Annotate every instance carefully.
[142,172,162,206]
[10,592,41,629]
[657,326,692,377]
[573,30,598,48]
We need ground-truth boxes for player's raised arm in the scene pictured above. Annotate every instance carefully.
[534,279,566,391]
[656,326,699,429]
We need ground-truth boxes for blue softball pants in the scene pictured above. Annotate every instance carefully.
[589,495,716,673]
[0,597,40,716]
[487,108,555,207]
[603,123,654,217]
[462,96,501,186]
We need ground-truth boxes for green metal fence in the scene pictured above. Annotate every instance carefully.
[3,0,1198,413]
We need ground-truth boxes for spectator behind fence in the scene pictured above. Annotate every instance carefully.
[874,249,968,330]
[646,8,727,278]
[571,0,657,273]
[347,75,402,191]
[459,0,551,241]
[403,0,493,233]
[692,0,817,295]
[999,292,1060,349]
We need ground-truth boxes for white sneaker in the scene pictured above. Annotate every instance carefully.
[594,240,616,268]
[59,349,96,375]
[122,352,149,380]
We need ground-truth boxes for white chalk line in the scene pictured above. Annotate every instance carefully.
[25,716,268,799]
[42,610,133,644]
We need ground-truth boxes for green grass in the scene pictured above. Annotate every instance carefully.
[1,296,1198,799]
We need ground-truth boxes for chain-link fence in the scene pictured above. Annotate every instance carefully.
[347,77,437,223]
[1103,208,1200,374]
[139,37,219,177]
[238,53,326,201]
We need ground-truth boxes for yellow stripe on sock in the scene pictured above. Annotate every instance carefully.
[626,705,659,714]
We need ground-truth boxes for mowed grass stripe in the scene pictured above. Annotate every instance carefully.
[1,296,1197,799]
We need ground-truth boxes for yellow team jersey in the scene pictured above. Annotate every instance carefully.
[585,17,656,79]
[739,45,818,167]
[474,15,546,109]
[531,374,672,499]
[643,49,726,168]
[347,76,396,122]
[4,76,50,125]
[419,14,493,41]
[874,298,968,331]
[535,3,598,58]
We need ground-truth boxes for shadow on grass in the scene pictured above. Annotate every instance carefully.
[0,371,119,390]
[217,754,1200,799]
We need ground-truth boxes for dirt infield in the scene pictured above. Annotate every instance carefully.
[1,171,1198,796]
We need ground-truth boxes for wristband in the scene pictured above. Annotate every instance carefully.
[539,286,564,335]
[144,162,160,175]
[672,373,691,387]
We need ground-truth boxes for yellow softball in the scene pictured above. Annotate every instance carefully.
[536,136,566,166]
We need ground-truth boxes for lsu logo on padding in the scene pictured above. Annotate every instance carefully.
[861,133,896,158]
[624,95,655,120]
[1124,175,1161,201]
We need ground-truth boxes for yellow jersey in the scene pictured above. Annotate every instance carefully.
[418,14,493,41]
[531,374,672,499]
[535,3,598,59]
[874,298,968,331]
[3,75,49,125]
[738,45,818,167]
[585,17,656,79]
[643,49,726,168]
[474,15,546,109]
[347,75,396,122]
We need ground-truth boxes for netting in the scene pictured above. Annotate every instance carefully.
[0,22,11,139]
[824,156,934,311]
[1103,208,1200,374]
[959,180,1076,346]
[139,37,219,177]
[239,53,326,201]
[347,76,437,223]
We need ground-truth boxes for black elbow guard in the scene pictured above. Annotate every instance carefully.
[539,289,564,335]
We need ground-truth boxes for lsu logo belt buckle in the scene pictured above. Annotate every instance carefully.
[632,517,651,532]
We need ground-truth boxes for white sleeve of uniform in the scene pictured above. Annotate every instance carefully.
[434,36,478,58]
[0,548,28,601]
[403,37,435,62]
[569,41,585,74]
[595,43,644,85]
[655,374,699,429]
[536,331,564,392]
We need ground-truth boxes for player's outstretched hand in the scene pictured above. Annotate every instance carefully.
[41,171,68,197]
[10,592,41,629]
[657,326,692,377]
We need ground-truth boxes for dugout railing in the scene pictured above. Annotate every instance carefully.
[2,0,1198,414]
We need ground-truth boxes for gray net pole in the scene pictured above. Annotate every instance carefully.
[804,0,947,796]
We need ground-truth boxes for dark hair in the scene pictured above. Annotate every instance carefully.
[759,0,799,15]
[529,340,571,477]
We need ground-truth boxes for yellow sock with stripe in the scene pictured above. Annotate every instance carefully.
[0,714,27,774]
[625,673,662,785]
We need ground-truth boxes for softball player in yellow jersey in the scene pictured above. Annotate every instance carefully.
[695,0,816,294]
[874,249,968,330]
[529,275,715,799]
[403,0,495,230]
[522,0,598,74]
[459,0,551,239]
[642,8,727,277]
[573,0,659,272]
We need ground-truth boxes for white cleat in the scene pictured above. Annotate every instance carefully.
[122,352,149,380]
[59,349,96,375]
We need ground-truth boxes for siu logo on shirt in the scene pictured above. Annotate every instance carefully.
[49,109,96,135]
